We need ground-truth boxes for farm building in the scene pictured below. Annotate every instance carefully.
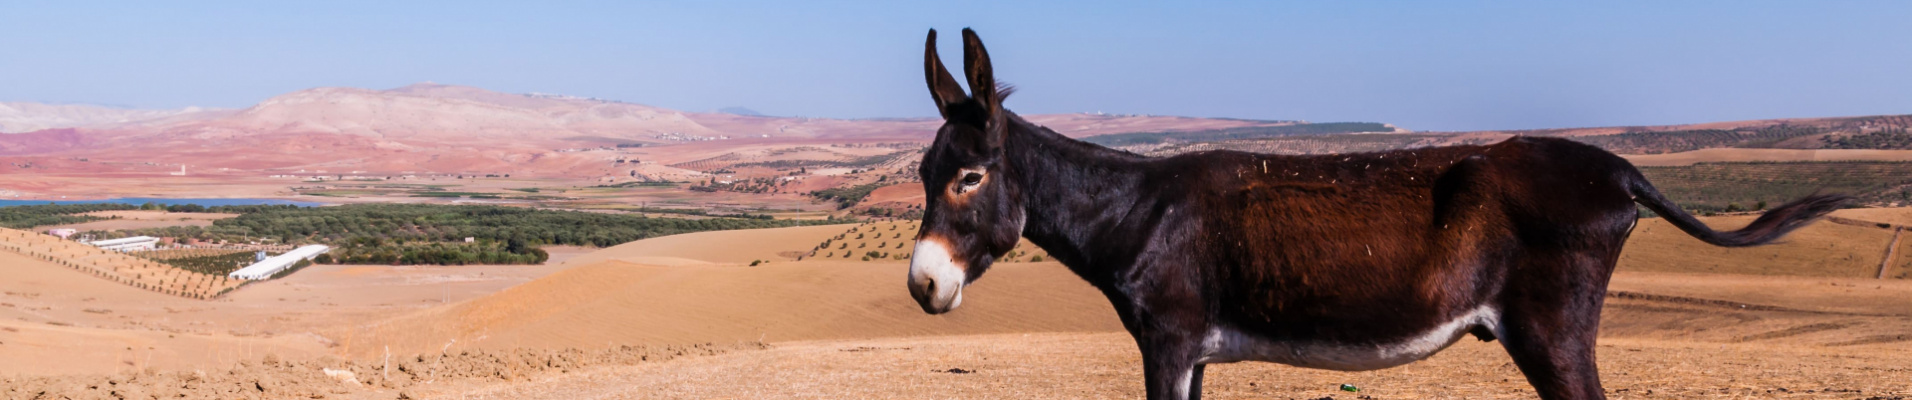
[228,244,330,280]
[88,236,159,252]
[46,228,77,239]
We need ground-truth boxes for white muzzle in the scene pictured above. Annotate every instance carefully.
[907,238,966,314]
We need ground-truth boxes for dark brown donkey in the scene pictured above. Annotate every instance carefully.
[906,28,1849,400]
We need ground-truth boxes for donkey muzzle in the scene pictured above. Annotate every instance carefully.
[907,238,966,314]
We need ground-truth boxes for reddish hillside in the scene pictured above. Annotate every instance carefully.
[0,128,88,155]
[0,84,1289,178]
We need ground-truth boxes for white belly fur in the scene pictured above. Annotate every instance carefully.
[1197,306,1500,371]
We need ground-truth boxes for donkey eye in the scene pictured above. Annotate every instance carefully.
[961,172,983,186]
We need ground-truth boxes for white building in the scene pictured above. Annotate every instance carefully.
[88,236,159,252]
[228,245,331,280]
[46,228,77,239]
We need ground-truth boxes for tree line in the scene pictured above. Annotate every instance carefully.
[316,240,548,265]
[0,203,137,228]
[22,202,837,266]
[197,203,830,247]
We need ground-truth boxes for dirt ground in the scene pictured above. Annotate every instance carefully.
[5,216,1911,399]
[427,333,1911,400]
[0,245,597,375]
[36,210,239,232]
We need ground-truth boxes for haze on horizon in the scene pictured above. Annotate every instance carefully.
[3,1,1909,132]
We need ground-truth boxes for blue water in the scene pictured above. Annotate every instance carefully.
[0,197,324,207]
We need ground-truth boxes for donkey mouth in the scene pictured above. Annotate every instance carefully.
[915,284,963,314]
[907,237,969,314]
[909,272,965,314]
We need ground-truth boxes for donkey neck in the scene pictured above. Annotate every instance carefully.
[1000,113,1154,283]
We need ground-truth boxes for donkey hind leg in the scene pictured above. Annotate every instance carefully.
[1498,252,1613,400]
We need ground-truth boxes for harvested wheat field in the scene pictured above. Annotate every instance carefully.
[36,210,240,232]
[1620,210,1912,279]
[6,218,1912,399]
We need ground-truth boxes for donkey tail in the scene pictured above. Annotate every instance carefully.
[1627,172,1851,247]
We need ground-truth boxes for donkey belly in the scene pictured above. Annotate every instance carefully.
[1197,305,1500,371]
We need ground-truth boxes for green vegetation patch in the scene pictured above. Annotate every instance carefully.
[730,152,908,169]
[1821,128,1912,150]
[1639,161,1912,212]
[0,203,138,228]
[318,241,548,265]
[207,203,832,247]
[158,251,269,276]
[1568,125,1823,154]
[1081,122,1394,147]
[810,182,888,209]
[624,206,773,219]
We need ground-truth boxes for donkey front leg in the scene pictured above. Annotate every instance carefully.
[1188,364,1207,400]
[1138,335,1205,400]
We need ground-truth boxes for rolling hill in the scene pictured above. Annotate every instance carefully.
[0,83,1290,178]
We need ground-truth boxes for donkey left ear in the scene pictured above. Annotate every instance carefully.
[960,28,999,120]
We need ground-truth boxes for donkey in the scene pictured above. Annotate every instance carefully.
[905,28,1849,400]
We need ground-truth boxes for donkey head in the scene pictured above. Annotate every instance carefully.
[908,28,1026,314]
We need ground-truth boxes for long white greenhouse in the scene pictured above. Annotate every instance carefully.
[228,244,330,280]
[88,236,160,252]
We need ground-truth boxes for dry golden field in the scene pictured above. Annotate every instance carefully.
[3,210,1910,399]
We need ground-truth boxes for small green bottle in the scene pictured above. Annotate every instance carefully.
[1340,383,1360,392]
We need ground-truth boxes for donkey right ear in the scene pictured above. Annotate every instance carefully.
[925,29,969,119]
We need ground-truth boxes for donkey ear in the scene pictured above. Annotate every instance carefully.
[960,28,998,117]
[925,29,968,119]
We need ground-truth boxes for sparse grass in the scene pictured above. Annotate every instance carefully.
[1567,125,1825,154]
[801,221,1049,263]
[810,182,888,209]
[594,181,680,188]
[1638,161,1912,211]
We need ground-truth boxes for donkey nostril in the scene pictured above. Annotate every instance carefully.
[924,279,937,295]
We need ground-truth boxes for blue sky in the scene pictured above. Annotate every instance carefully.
[2,1,1908,131]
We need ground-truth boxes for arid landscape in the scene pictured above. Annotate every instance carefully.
[3,207,1911,398]
[4,14,1912,398]
[3,83,1912,398]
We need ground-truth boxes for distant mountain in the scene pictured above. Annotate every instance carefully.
[715,107,766,117]
[0,83,1290,175]
[0,102,214,133]
[1118,114,1912,158]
